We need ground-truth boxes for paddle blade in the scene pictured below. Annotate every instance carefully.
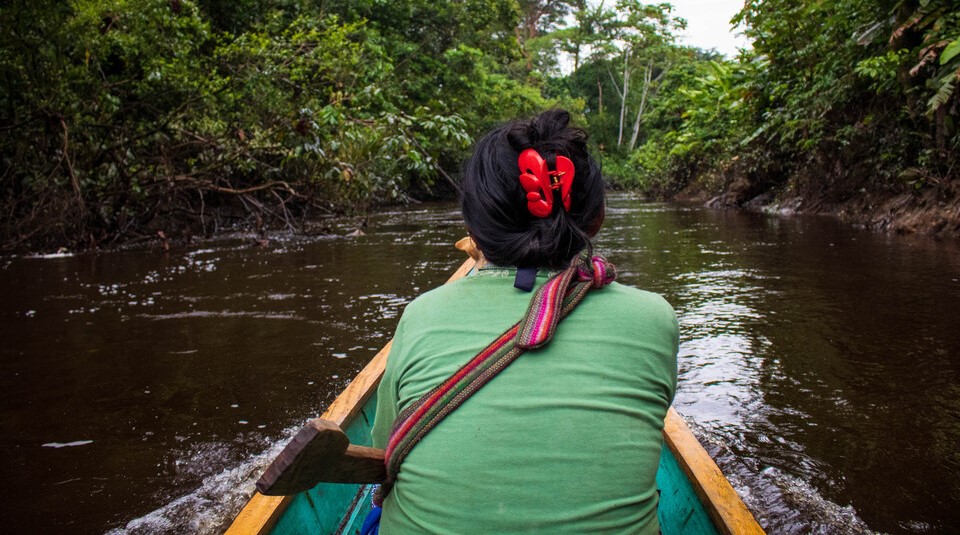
[256,418,386,495]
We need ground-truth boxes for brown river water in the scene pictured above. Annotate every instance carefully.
[2,193,959,534]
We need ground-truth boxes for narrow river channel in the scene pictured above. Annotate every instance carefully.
[2,193,958,533]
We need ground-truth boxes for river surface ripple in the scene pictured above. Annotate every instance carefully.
[2,193,959,534]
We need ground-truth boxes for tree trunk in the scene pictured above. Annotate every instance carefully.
[628,63,668,151]
[597,78,603,116]
[628,61,653,151]
[617,48,629,147]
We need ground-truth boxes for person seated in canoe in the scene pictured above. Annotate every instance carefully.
[371,109,679,534]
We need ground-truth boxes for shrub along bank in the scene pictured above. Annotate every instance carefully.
[608,0,959,236]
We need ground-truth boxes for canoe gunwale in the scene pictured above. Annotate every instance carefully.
[663,409,763,534]
[225,256,762,534]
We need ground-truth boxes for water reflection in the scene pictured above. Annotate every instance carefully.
[597,197,960,534]
[0,207,471,534]
[2,195,959,533]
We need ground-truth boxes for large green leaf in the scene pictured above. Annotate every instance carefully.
[941,38,960,65]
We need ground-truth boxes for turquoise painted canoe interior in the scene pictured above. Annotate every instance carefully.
[267,402,378,535]
[267,395,720,535]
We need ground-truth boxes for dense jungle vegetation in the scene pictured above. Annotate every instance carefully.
[1,0,958,251]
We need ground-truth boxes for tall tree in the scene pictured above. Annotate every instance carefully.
[588,1,683,147]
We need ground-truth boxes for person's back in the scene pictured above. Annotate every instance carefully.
[371,110,678,533]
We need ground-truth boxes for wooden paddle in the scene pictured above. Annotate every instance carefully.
[257,419,386,495]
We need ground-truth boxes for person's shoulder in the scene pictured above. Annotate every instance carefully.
[397,273,484,322]
[603,282,674,314]
[396,283,442,324]
[596,282,678,334]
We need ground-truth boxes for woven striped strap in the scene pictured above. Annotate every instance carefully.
[373,254,616,506]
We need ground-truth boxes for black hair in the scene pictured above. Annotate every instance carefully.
[459,109,605,270]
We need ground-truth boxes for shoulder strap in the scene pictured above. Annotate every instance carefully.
[373,255,616,505]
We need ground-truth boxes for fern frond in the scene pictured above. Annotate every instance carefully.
[927,75,957,115]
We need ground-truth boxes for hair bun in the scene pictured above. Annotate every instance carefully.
[506,123,536,150]
[532,109,571,141]
[459,109,606,269]
[506,109,572,151]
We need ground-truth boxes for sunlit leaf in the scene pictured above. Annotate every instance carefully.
[941,38,960,65]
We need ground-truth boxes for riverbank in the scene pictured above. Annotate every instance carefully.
[689,177,960,239]
[12,184,959,257]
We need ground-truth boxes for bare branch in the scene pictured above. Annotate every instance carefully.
[171,176,297,196]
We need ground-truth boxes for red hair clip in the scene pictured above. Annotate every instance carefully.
[518,149,575,218]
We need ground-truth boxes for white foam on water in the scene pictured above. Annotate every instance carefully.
[142,310,304,321]
[42,440,93,448]
[684,417,876,534]
[185,249,217,257]
[107,427,297,534]
[749,466,876,534]
[32,251,75,259]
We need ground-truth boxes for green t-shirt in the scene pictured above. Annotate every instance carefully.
[372,267,678,534]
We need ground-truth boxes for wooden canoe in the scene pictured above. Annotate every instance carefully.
[226,254,764,535]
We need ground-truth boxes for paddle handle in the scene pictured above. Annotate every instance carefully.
[456,237,481,260]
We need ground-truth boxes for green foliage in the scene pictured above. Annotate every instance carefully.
[890,0,960,118]
[618,58,744,191]
[3,0,957,250]
[613,0,959,201]
[433,45,552,132]
[0,0,484,249]
[855,49,910,94]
